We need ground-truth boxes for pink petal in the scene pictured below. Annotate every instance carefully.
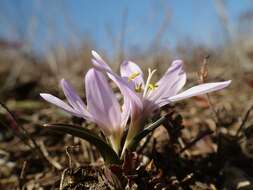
[60,79,90,117]
[142,99,159,117]
[91,50,112,72]
[85,68,122,135]
[91,51,143,123]
[156,72,186,107]
[167,80,231,102]
[121,96,131,128]
[120,61,144,87]
[174,72,187,94]
[148,60,185,102]
[40,93,85,118]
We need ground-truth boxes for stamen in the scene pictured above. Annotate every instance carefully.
[143,68,157,97]
[148,83,158,91]
[135,83,143,93]
[128,72,140,81]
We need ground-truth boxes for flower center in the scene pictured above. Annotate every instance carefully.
[128,68,158,96]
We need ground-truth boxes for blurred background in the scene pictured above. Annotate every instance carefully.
[0,0,253,101]
[2,1,253,189]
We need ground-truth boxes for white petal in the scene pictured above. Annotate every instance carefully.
[148,60,185,102]
[121,96,131,128]
[168,80,231,102]
[40,93,86,118]
[85,68,122,135]
[156,72,186,107]
[60,79,90,117]
[120,61,144,87]
[91,51,143,121]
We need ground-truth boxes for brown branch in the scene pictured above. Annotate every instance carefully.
[0,102,48,163]
[180,130,214,154]
[19,160,27,189]
[236,104,253,137]
[39,140,63,170]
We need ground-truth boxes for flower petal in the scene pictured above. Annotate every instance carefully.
[142,99,159,117]
[40,93,85,118]
[91,50,112,72]
[91,50,143,121]
[148,60,184,102]
[60,79,90,117]
[121,96,131,128]
[155,72,186,107]
[120,61,144,87]
[85,68,122,135]
[167,80,231,102]
[174,72,187,94]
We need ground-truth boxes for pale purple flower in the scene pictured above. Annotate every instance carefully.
[92,51,231,115]
[91,51,231,152]
[40,68,129,154]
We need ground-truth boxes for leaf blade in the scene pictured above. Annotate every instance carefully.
[44,123,120,165]
[127,115,167,151]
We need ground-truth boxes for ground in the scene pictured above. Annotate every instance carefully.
[0,54,253,190]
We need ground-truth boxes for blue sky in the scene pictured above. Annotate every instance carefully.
[0,0,252,55]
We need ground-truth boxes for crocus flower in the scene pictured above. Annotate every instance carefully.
[40,68,130,154]
[91,51,231,152]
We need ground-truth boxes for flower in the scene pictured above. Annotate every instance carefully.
[40,68,130,154]
[91,51,231,152]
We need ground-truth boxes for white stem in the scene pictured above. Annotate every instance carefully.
[143,69,156,97]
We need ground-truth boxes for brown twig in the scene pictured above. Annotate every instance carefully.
[206,93,221,127]
[180,129,214,154]
[136,133,153,154]
[66,146,74,171]
[20,160,27,179]
[180,173,194,185]
[0,102,46,161]
[198,56,222,129]
[178,137,191,158]
[39,140,63,170]
[236,104,253,137]
[59,168,69,190]
[19,160,27,189]
[0,120,33,149]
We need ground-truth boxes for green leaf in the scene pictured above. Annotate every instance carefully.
[43,123,120,165]
[127,115,167,151]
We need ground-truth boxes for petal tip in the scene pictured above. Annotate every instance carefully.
[40,93,53,101]
[60,78,67,86]
[40,93,47,98]
[226,80,232,84]
[91,50,96,55]
[85,68,97,83]
[220,80,232,88]
[168,59,184,73]
[172,59,184,65]
[91,50,101,60]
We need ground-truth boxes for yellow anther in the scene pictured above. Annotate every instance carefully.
[128,72,140,81]
[135,84,143,93]
[148,83,158,91]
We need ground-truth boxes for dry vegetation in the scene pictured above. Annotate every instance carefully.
[1,1,253,190]
[0,38,253,190]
